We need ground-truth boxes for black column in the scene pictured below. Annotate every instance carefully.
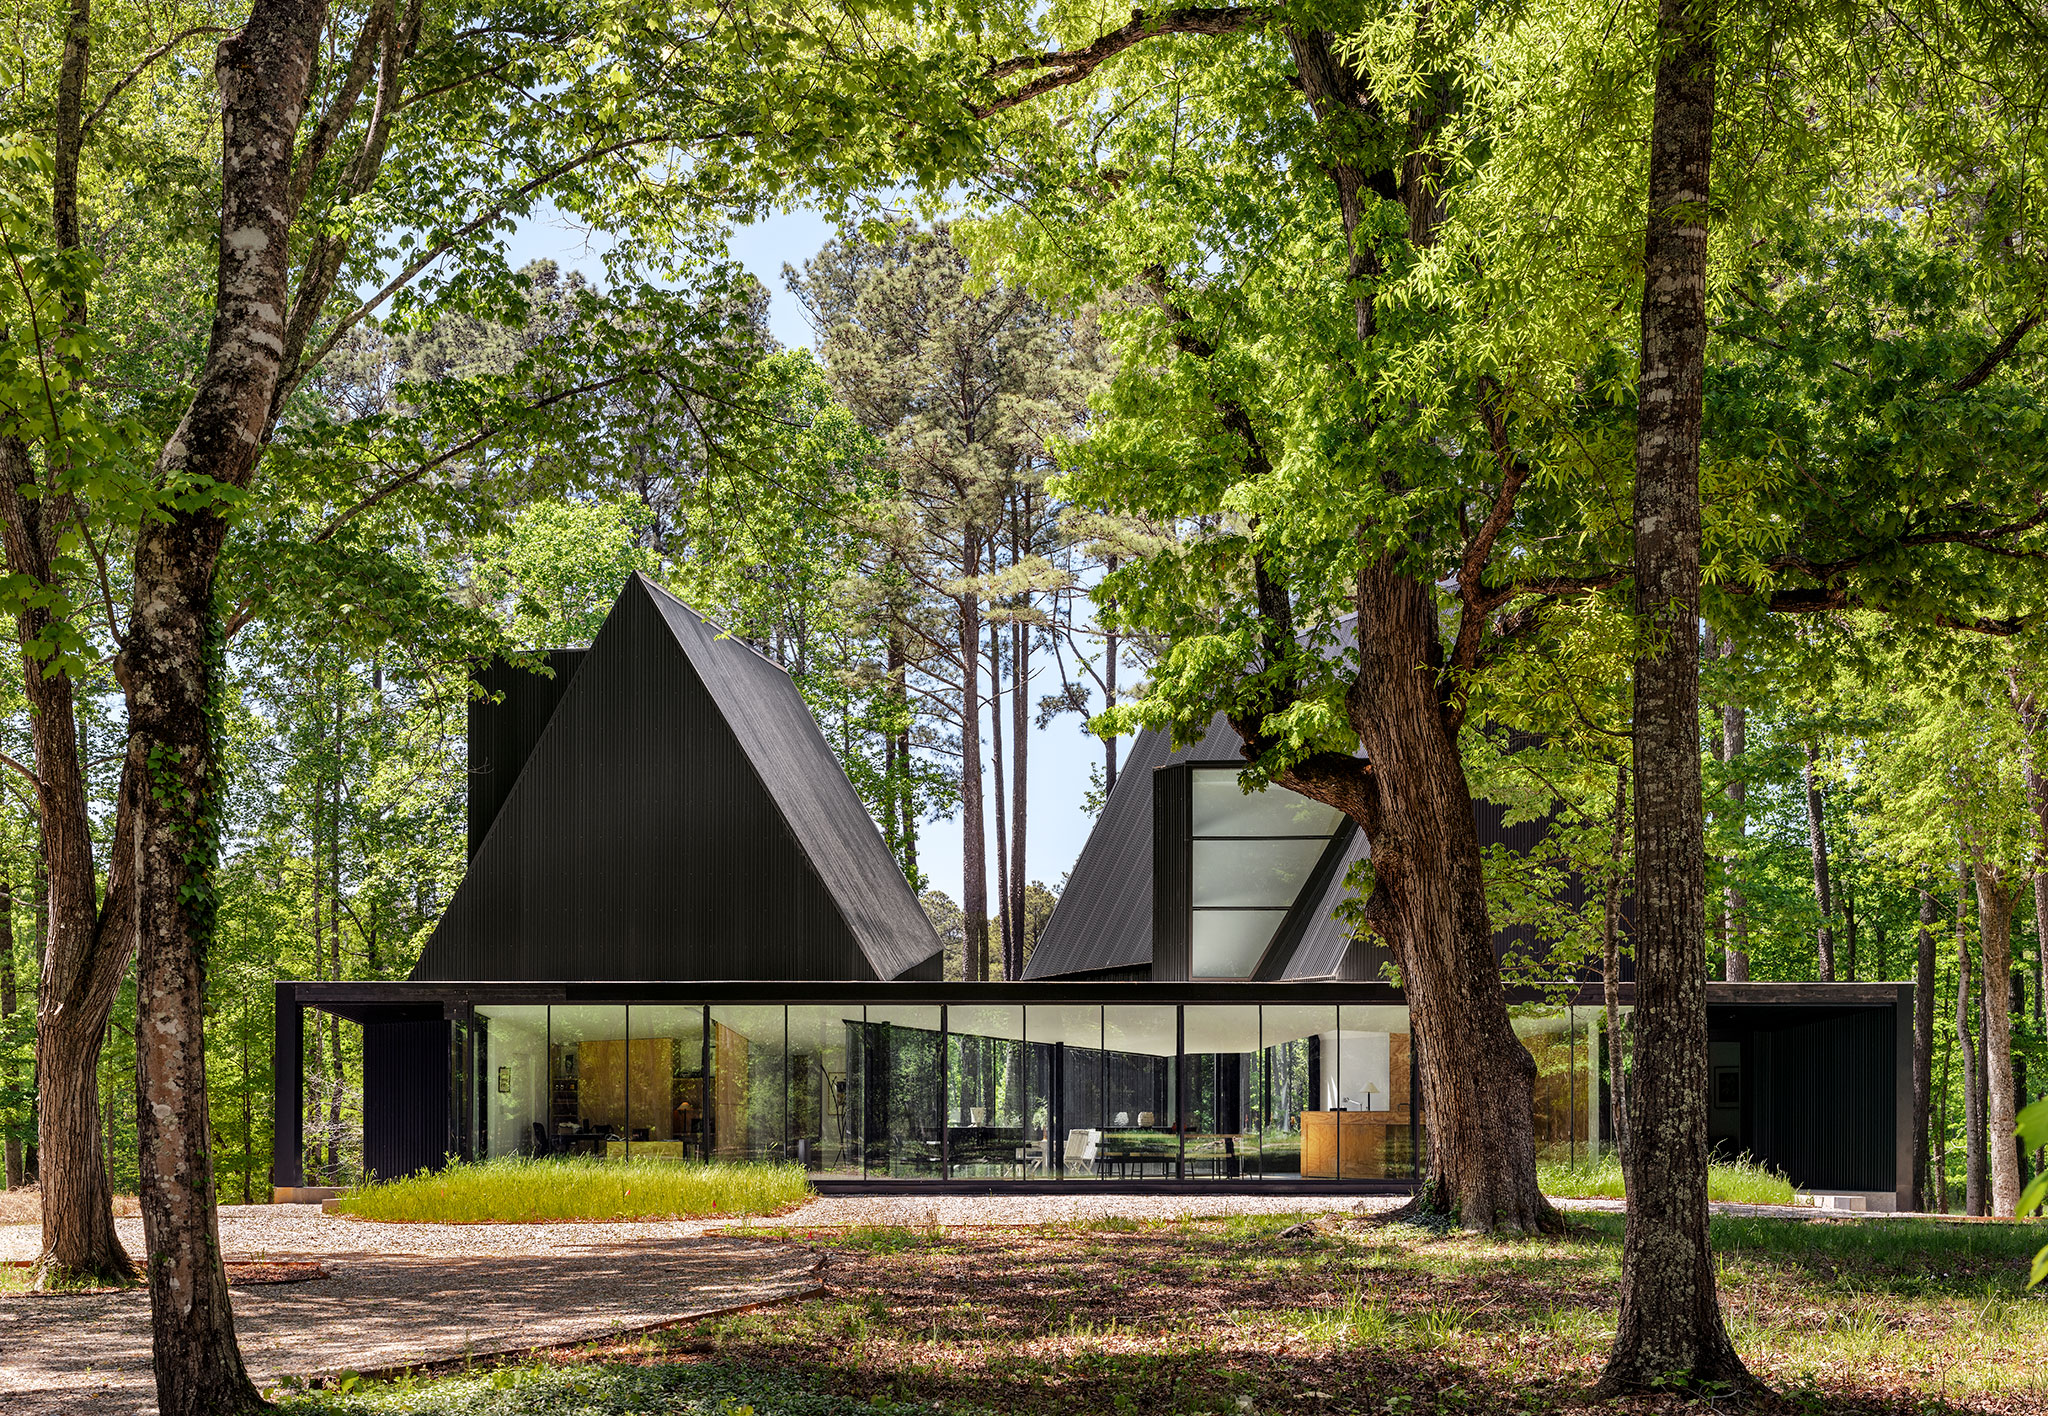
[271,983,303,1191]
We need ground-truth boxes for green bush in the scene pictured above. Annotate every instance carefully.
[329,1158,812,1224]
[1536,1150,1796,1206]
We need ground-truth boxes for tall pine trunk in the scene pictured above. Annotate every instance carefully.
[1,868,19,1190]
[987,621,1011,980]
[1603,763,1631,1161]
[959,534,988,983]
[1597,0,1748,1387]
[1972,866,2020,1215]
[1102,555,1120,796]
[1913,887,1938,1211]
[1010,609,1029,979]
[1804,745,1835,981]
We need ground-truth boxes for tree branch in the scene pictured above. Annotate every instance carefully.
[974,6,1270,117]
[79,26,230,138]
[1953,307,2042,392]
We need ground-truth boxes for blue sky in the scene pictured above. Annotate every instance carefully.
[500,203,1130,906]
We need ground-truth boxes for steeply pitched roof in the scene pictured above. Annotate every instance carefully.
[412,575,941,982]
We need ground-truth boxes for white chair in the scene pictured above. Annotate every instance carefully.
[1015,1136,1051,1175]
[1112,1111,1129,1127]
[1064,1128,1101,1176]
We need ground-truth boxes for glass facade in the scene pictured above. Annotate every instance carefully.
[455,999,1449,1182]
[1188,768,1346,977]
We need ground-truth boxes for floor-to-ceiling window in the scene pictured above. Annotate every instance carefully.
[787,1005,862,1177]
[473,1004,548,1159]
[628,1005,708,1161]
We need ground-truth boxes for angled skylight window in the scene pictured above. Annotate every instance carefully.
[1188,767,1346,977]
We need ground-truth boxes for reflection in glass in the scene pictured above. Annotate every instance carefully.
[710,1006,785,1162]
[548,1004,628,1157]
[1258,1005,1335,1179]
[1514,1007,1584,1164]
[787,1005,861,1176]
[863,1005,942,1178]
[1184,1006,1261,1179]
[1191,771,1345,837]
[1191,912,1284,979]
[1100,1006,1178,1178]
[1191,838,1331,907]
[629,1005,706,1162]
[474,1005,548,1159]
[946,1004,1024,1178]
[1028,1005,1105,1180]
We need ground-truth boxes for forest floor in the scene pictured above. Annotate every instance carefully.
[254,1207,2048,1416]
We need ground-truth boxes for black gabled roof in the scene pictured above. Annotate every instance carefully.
[412,575,941,983]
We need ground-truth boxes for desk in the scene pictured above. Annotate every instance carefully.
[1299,1110,1410,1179]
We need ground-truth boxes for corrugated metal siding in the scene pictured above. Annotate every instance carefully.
[469,651,585,860]
[1751,1007,1895,1191]
[1023,714,1241,979]
[1269,828,1395,982]
[412,576,938,982]
[363,1019,450,1180]
[1150,764,1193,980]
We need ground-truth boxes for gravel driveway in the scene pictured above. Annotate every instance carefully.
[0,1211,822,1416]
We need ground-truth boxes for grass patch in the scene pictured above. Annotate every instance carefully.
[274,1360,956,1415]
[329,1158,811,1223]
[1537,1150,1796,1205]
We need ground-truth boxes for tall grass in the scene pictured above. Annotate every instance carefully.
[330,1158,812,1223]
[1537,1150,1796,1205]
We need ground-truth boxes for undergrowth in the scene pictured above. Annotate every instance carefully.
[330,1158,812,1223]
[1537,1150,1797,1205]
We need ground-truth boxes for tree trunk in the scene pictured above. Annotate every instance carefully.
[1011,607,1029,979]
[959,534,988,983]
[1974,866,2020,1215]
[1936,998,1953,1213]
[1,866,19,1191]
[1603,763,1631,1162]
[1913,887,1937,1211]
[1718,640,1748,980]
[1,436,137,1287]
[1957,871,1984,1217]
[1804,744,1834,981]
[128,4,327,1408]
[1102,554,1119,796]
[1597,0,1747,1388]
[1334,566,1560,1233]
[987,619,1011,980]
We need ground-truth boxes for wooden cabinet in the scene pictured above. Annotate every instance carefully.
[1300,1110,1410,1179]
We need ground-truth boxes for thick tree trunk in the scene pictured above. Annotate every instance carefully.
[987,621,1011,979]
[1336,568,1559,1232]
[1957,872,1984,1217]
[1973,866,2021,1215]
[959,535,988,983]
[125,4,326,1409]
[1913,888,1938,1211]
[1804,745,1835,981]
[1597,0,1748,1389]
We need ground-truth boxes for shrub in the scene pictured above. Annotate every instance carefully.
[329,1158,812,1223]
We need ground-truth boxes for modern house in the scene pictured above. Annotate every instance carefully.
[275,575,1913,1204]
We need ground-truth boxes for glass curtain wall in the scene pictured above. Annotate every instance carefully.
[1028,1005,1105,1179]
[787,1005,862,1176]
[630,1006,708,1161]
[1183,1006,1261,1177]
[709,1006,786,1161]
[863,1004,943,1177]
[946,1004,1024,1177]
[547,1005,628,1156]
[459,999,1432,1183]
[1100,1005,1178,1177]
[474,1004,548,1159]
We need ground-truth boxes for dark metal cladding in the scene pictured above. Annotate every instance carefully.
[1263,827,1395,982]
[1743,1004,1898,1193]
[469,650,585,860]
[411,575,940,982]
[363,1018,451,1181]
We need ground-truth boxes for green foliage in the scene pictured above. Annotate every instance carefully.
[2021,1098,2048,1287]
[273,1360,950,1416]
[1536,1152,1796,1206]
[331,1157,813,1224]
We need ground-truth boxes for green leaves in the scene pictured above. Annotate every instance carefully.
[2020,1098,2048,1288]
